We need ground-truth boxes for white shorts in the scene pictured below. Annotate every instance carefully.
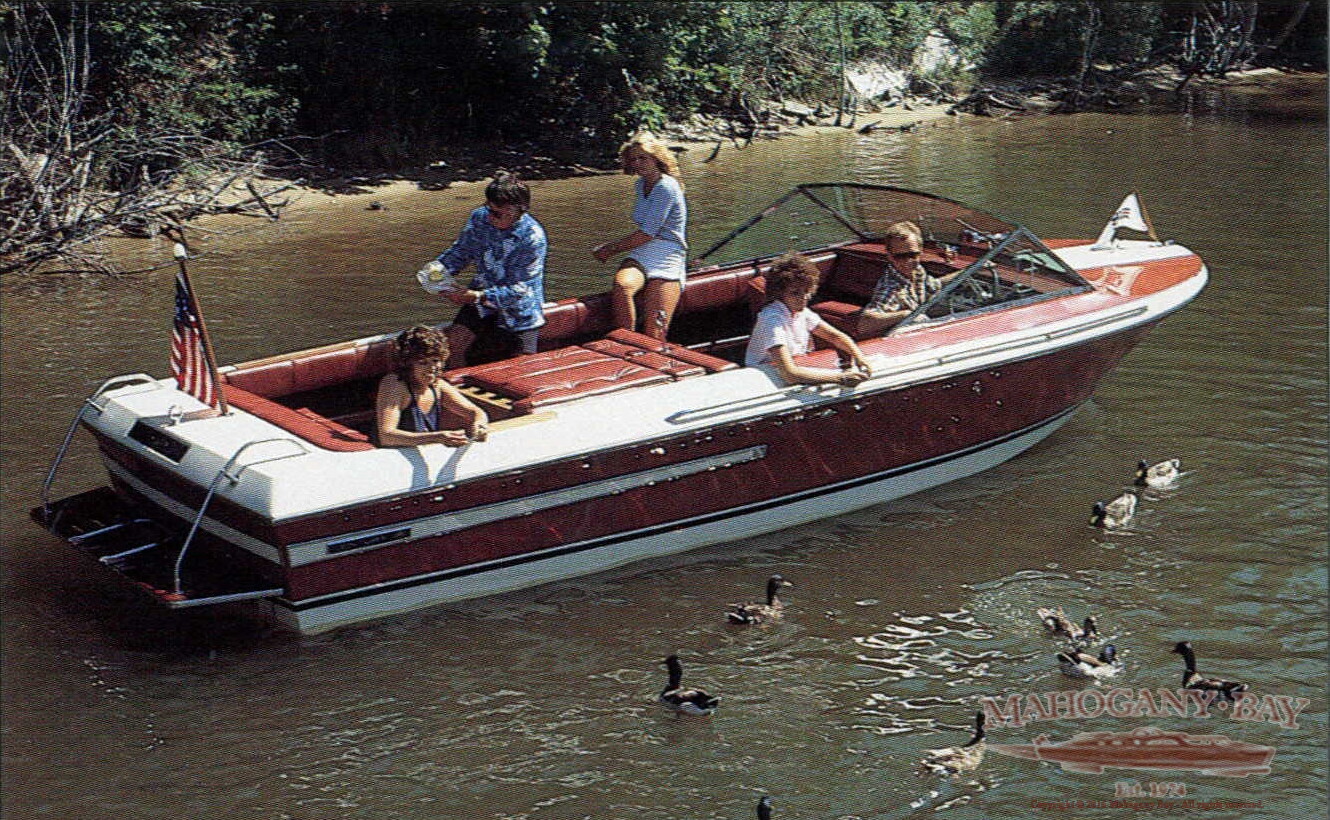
[626,238,687,282]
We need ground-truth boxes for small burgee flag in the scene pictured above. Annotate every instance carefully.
[1111,193,1151,233]
[1092,192,1157,248]
[171,269,221,408]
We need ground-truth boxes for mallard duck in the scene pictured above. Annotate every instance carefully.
[1172,641,1248,702]
[727,574,793,625]
[1036,608,1099,644]
[756,796,773,820]
[921,711,986,775]
[659,654,720,716]
[1135,458,1181,488]
[1090,491,1137,528]
[1057,643,1121,679]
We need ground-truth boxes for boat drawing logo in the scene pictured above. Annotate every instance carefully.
[1086,264,1143,295]
[989,726,1275,778]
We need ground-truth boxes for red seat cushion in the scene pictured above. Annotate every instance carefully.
[463,348,606,394]
[679,268,751,313]
[810,300,861,336]
[512,363,670,413]
[223,360,295,397]
[605,329,739,373]
[224,386,375,452]
[583,339,704,379]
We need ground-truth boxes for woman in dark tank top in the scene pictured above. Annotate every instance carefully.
[375,325,488,448]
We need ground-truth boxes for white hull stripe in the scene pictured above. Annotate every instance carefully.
[105,462,283,562]
[292,445,770,566]
[282,402,1081,613]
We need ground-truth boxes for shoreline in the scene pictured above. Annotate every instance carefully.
[11,67,1320,281]
[257,100,962,224]
[266,66,1323,223]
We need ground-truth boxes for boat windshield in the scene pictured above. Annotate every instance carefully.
[894,226,1092,332]
[696,184,1092,334]
[697,183,1018,267]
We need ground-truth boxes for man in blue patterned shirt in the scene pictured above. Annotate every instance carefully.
[426,173,547,368]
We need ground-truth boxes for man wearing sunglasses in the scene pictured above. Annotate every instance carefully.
[424,172,547,368]
[855,220,957,338]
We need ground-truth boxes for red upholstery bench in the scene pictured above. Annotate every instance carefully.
[223,385,376,452]
[810,301,861,335]
[451,347,604,391]
[603,329,739,373]
[509,360,671,413]
[223,338,396,399]
[537,294,613,350]
[679,265,757,314]
[583,339,705,379]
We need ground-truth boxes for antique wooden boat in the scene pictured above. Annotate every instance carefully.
[35,185,1207,633]
[990,727,1275,776]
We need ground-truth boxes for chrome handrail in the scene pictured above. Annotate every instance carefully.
[88,373,164,410]
[40,375,164,523]
[173,438,310,595]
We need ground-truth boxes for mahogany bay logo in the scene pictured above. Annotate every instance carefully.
[983,687,1310,778]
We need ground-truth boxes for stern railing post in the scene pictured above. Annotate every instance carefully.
[172,438,309,595]
[41,374,162,525]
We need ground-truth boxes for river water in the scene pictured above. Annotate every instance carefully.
[2,80,1325,819]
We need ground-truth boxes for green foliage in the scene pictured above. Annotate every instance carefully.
[16,1,1323,173]
[983,1,1165,78]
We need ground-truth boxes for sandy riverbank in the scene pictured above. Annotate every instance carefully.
[260,100,960,222]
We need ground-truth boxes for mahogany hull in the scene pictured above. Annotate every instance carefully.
[89,323,1151,632]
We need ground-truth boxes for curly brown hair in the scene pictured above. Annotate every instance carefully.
[764,252,822,302]
[393,325,449,379]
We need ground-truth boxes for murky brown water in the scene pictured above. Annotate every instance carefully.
[3,80,1325,819]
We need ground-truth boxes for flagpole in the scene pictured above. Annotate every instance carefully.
[1132,190,1159,242]
[168,228,229,415]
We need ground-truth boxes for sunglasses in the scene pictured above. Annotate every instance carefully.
[891,251,922,260]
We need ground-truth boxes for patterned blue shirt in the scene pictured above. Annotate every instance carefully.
[437,207,547,331]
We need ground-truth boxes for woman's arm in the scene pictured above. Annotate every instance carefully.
[593,230,653,263]
[768,344,868,388]
[374,376,472,448]
[435,381,489,441]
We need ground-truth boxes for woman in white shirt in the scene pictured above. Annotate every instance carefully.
[592,132,688,341]
[745,253,872,387]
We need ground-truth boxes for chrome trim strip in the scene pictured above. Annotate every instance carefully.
[286,445,770,566]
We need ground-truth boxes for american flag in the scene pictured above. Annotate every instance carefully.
[171,269,221,408]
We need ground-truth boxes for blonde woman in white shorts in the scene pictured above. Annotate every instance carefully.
[592,132,688,341]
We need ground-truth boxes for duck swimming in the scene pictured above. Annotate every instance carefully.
[1090,492,1137,528]
[1037,608,1099,645]
[1135,458,1181,488]
[1057,643,1121,679]
[727,574,793,625]
[1172,641,1248,702]
[921,711,986,775]
[659,654,721,716]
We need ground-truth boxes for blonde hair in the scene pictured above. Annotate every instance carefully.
[884,220,922,247]
[618,131,681,180]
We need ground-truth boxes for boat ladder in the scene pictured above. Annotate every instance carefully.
[173,438,310,595]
